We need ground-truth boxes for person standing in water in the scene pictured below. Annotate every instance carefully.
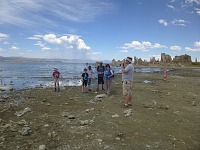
[52,67,60,92]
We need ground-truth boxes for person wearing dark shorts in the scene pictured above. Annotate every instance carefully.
[81,68,89,93]
[97,61,105,91]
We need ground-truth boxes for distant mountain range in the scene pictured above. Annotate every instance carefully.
[0,56,111,63]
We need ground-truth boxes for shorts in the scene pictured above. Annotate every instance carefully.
[82,80,88,87]
[98,77,104,84]
[54,78,59,84]
[88,78,92,86]
[122,81,133,95]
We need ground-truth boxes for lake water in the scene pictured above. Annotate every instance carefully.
[0,61,161,90]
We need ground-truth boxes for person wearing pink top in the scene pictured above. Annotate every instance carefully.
[163,68,168,80]
[52,67,60,92]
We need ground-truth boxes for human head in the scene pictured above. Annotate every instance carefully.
[105,64,110,69]
[54,67,58,71]
[88,66,91,70]
[84,68,87,72]
[99,61,103,66]
[125,57,132,64]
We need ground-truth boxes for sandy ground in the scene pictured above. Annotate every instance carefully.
[0,67,200,150]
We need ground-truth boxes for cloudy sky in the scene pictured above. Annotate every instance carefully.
[0,0,200,61]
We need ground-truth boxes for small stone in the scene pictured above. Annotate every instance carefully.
[85,109,90,113]
[97,139,103,143]
[44,124,49,127]
[39,145,46,150]
[115,137,121,141]
[112,114,119,118]
[80,120,89,126]
[68,115,76,119]
[20,127,32,136]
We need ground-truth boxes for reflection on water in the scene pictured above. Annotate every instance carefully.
[0,62,161,90]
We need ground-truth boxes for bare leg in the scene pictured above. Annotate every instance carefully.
[54,83,56,91]
[57,83,60,91]
[82,86,84,92]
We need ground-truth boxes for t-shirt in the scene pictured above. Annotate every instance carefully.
[82,73,89,81]
[104,69,114,80]
[97,66,105,77]
[87,69,93,78]
[52,71,60,79]
[122,64,134,81]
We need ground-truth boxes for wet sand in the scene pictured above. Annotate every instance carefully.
[0,67,200,150]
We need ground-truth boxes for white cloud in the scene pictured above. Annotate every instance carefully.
[34,41,45,47]
[185,0,200,5]
[171,19,189,26]
[91,52,102,55]
[158,19,168,26]
[195,8,200,15]
[159,18,189,27]
[3,42,9,44]
[167,4,175,10]
[194,41,200,47]
[43,34,91,50]
[185,41,200,52]
[185,47,200,52]
[10,46,20,51]
[170,45,182,51]
[121,41,167,51]
[119,50,128,53]
[185,0,200,15]
[0,0,116,27]
[27,35,43,40]
[0,33,9,41]
[42,47,51,51]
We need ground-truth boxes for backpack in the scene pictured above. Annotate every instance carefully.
[109,69,114,77]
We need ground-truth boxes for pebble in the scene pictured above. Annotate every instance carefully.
[20,127,32,136]
[15,107,32,117]
[39,145,46,150]
[44,124,49,127]
[115,137,121,141]
[112,114,119,118]
[68,115,76,119]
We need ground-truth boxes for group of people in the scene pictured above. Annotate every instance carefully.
[81,62,114,96]
[52,56,134,108]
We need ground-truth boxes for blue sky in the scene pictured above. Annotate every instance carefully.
[0,0,200,61]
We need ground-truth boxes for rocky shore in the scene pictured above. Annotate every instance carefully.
[0,67,200,150]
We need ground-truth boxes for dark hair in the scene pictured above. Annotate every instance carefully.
[88,66,91,69]
[84,68,87,71]
[105,64,110,68]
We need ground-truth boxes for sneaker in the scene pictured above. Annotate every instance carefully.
[122,104,129,108]
[128,103,132,106]
[88,89,92,91]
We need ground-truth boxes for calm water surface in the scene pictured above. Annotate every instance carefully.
[0,62,161,90]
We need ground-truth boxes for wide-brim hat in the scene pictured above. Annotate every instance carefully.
[126,57,132,63]
[54,67,58,71]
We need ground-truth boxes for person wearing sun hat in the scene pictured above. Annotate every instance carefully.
[52,67,60,92]
[121,57,134,108]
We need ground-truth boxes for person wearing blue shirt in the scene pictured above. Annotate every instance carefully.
[104,64,114,96]
[81,68,89,93]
